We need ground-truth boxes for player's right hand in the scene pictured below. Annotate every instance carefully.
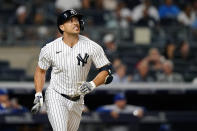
[77,81,96,95]
[31,92,43,114]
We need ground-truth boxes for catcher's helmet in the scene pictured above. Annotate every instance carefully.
[57,9,84,34]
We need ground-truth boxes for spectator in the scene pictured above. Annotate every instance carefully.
[112,57,122,70]
[10,98,28,113]
[32,9,51,40]
[33,9,45,25]
[30,0,56,25]
[112,64,132,83]
[117,1,132,28]
[159,0,180,24]
[145,48,165,72]
[102,0,118,11]
[96,93,144,131]
[175,41,194,62]
[96,93,144,118]
[9,5,32,41]
[36,26,49,40]
[156,60,184,82]
[177,4,196,27]
[133,60,154,82]
[55,0,81,11]
[105,1,132,29]
[132,0,159,27]
[0,90,19,131]
[0,89,12,114]
[0,89,28,114]
[103,33,118,61]
[10,5,31,25]
[163,41,176,60]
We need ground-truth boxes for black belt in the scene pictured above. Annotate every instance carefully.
[60,94,80,101]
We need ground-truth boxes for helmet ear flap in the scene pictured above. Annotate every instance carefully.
[79,19,84,31]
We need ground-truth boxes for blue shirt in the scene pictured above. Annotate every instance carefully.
[159,5,180,19]
[96,104,143,114]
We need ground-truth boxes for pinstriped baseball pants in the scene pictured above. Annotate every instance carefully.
[45,88,83,131]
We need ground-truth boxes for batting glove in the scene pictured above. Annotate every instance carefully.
[31,92,43,114]
[77,81,96,95]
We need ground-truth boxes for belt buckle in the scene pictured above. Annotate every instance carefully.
[70,94,76,98]
[70,95,80,101]
[71,94,79,98]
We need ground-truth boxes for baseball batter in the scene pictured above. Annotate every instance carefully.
[31,9,113,131]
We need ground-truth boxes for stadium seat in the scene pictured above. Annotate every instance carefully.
[0,68,25,81]
[0,60,9,69]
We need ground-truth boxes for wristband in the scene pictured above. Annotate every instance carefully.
[90,81,96,89]
[35,92,42,97]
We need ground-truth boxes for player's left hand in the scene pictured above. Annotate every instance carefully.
[31,92,43,114]
[77,81,96,95]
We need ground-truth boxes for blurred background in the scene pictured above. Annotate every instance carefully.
[0,0,197,131]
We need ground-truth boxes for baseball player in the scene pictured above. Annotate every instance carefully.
[31,9,113,131]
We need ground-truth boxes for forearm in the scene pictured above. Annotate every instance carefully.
[34,66,46,93]
[92,70,108,87]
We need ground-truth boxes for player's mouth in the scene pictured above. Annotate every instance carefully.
[74,26,79,31]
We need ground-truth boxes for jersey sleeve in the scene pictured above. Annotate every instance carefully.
[38,45,51,70]
[92,44,110,68]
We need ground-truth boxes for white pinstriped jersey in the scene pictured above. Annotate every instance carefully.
[38,35,110,96]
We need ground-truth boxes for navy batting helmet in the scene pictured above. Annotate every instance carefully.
[57,9,84,34]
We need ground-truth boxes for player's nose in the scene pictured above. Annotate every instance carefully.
[72,17,79,25]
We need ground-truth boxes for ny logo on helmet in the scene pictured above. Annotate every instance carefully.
[64,13,67,18]
[77,53,89,67]
[70,10,77,15]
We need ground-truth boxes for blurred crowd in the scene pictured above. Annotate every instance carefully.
[109,38,195,83]
[0,89,28,114]
[1,0,197,27]
[1,0,197,40]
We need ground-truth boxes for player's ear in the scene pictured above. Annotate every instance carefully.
[59,25,64,32]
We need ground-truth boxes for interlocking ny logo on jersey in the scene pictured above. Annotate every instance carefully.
[77,53,89,67]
